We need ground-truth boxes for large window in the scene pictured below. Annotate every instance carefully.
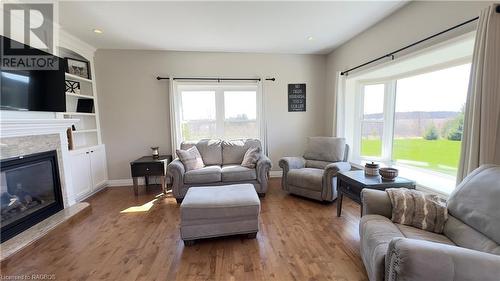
[392,64,470,176]
[357,63,470,178]
[178,84,260,142]
[360,84,385,158]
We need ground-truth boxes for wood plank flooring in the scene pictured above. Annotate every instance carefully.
[1,178,368,281]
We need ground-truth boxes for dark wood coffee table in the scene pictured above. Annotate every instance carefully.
[130,155,172,196]
[336,170,415,217]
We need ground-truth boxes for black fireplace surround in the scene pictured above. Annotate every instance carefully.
[1,150,64,242]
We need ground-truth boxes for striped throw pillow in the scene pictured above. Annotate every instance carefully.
[241,146,261,168]
[176,146,205,171]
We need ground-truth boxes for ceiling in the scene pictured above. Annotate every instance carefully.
[59,1,407,55]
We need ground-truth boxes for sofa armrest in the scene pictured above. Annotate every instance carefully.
[166,159,185,199]
[361,189,392,218]
[386,238,500,281]
[256,154,272,194]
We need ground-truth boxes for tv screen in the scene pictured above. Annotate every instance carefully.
[1,36,66,112]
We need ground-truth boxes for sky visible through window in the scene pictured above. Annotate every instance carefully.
[363,64,471,114]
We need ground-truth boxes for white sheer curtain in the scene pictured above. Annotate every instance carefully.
[168,78,267,155]
[457,4,500,183]
[169,78,182,153]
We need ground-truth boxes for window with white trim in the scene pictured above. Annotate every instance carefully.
[356,63,470,177]
[339,32,475,194]
[177,83,261,142]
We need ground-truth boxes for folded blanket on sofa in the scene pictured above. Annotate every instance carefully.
[386,188,448,233]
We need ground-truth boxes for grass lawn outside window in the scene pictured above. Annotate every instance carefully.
[361,138,461,176]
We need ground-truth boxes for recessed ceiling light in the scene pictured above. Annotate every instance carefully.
[307,36,314,41]
[93,29,103,34]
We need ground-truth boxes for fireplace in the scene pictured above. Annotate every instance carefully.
[1,150,64,242]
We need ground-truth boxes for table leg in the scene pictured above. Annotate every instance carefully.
[160,175,166,194]
[337,192,343,217]
[133,177,139,196]
[145,176,149,186]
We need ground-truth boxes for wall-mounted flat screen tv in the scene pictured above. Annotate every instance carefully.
[1,36,66,112]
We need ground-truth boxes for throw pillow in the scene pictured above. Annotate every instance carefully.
[241,146,261,168]
[386,188,448,233]
[176,146,205,171]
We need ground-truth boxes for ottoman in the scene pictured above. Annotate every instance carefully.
[180,184,260,245]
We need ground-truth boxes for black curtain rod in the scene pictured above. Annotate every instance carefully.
[340,16,481,76]
[156,76,276,81]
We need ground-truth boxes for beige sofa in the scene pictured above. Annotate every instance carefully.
[167,139,272,202]
[359,164,500,281]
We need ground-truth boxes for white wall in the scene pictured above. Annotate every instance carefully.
[325,0,494,136]
[95,50,327,180]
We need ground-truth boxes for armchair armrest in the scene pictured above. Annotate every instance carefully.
[256,154,272,194]
[322,161,351,201]
[361,189,392,218]
[279,157,306,170]
[166,159,185,199]
[279,157,306,191]
[324,161,351,177]
[386,238,500,281]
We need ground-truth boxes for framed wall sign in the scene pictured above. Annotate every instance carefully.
[288,83,306,112]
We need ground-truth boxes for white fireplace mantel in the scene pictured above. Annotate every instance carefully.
[0,118,79,138]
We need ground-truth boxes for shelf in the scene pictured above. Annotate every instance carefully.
[63,112,96,116]
[66,92,95,99]
[65,73,93,83]
[72,129,97,134]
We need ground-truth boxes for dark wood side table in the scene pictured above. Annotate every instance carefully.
[336,170,416,217]
[130,155,172,196]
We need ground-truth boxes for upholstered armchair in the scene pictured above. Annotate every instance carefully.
[359,164,500,281]
[279,137,350,202]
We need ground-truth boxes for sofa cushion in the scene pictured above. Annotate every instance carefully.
[447,165,500,244]
[287,168,323,191]
[181,139,222,166]
[303,137,345,162]
[222,139,262,165]
[396,224,455,245]
[184,165,221,184]
[360,215,405,281]
[444,216,500,255]
[221,165,257,182]
[180,184,260,221]
[305,159,332,169]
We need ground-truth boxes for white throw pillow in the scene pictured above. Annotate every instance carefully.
[241,146,261,168]
[176,146,205,171]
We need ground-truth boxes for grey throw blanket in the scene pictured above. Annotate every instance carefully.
[386,188,448,233]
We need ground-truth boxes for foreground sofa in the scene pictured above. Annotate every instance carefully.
[167,139,271,202]
[359,164,500,281]
[279,137,350,202]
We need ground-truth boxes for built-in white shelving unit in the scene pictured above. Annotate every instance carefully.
[55,31,108,202]
[56,48,101,151]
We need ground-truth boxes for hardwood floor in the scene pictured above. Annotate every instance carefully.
[1,178,368,281]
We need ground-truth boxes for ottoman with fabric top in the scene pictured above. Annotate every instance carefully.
[180,184,260,245]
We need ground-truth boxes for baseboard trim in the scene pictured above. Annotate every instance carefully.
[106,178,144,187]
[269,171,282,178]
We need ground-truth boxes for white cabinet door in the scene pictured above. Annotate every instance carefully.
[70,150,92,199]
[90,145,107,189]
